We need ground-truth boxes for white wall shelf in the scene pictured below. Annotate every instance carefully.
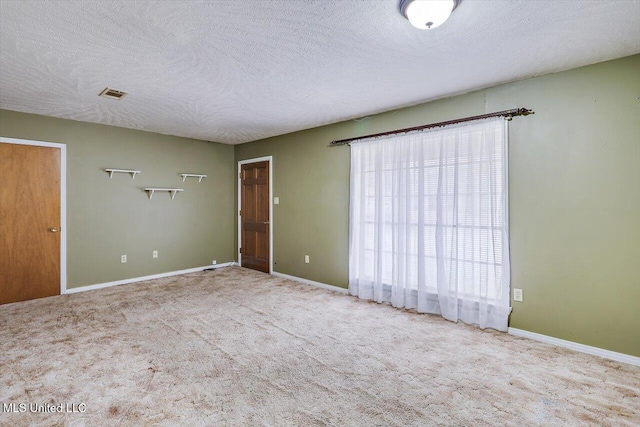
[105,168,141,179]
[180,173,207,183]
[144,188,184,200]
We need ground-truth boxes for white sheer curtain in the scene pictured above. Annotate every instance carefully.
[349,118,511,331]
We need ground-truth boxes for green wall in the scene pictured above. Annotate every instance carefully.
[1,55,637,356]
[0,111,235,289]
[235,54,640,356]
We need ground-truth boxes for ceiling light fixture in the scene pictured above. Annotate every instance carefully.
[400,0,458,30]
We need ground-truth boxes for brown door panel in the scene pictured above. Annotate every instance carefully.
[243,222,268,233]
[240,161,270,273]
[0,143,61,304]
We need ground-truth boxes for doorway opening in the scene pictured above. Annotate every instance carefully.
[237,156,273,274]
[0,137,67,304]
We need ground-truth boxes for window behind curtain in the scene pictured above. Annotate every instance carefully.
[349,118,511,331]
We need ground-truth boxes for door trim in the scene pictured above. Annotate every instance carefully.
[237,156,273,274]
[0,136,67,295]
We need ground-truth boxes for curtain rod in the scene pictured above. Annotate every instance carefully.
[328,108,534,147]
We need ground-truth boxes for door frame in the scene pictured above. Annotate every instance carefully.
[237,156,273,274]
[0,136,67,295]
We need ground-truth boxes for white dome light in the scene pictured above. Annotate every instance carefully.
[400,0,457,30]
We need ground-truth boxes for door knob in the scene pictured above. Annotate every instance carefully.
[49,227,58,233]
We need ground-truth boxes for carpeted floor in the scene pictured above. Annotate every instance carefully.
[1,267,638,426]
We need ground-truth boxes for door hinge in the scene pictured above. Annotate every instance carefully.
[239,247,242,254]
[239,209,241,216]
[239,171,242,179]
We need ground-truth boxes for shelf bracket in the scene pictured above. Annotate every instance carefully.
[180,173,208,183]
[144,188,184,200]
[105,169,141,180]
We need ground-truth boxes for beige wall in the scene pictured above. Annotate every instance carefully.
[0,111,235,289]
[235,54,640,356]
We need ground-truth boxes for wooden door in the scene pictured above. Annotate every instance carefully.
[240,161,270,273]
[0,143,61,304]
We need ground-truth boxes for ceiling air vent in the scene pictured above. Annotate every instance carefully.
[99,87,128,100]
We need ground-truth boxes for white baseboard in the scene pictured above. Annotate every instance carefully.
[64,262,234,294]
[271,272,349,295]
[508,327,640,366]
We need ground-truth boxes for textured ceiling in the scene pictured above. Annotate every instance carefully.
[1,1,639,144]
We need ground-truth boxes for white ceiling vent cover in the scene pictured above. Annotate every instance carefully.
[99,87,128,100]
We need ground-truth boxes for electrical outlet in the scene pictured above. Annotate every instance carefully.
[152,250,158,259]
[212,259,217,265]
[304,255,310,264]
[121,255,127,263]
[274,197,280,205]
[513,288,523,302]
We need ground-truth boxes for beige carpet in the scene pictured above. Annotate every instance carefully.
[1,267,638,426]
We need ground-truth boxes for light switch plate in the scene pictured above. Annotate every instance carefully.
[513,288,523,302]
[274,197,279,205]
